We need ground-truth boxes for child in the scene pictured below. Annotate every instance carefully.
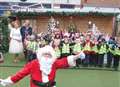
[61,33,70,57]
[26,34,38,62]
[113,45,120,71]
[0,52,4,63]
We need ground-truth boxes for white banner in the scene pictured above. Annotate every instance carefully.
[0,0,81,4]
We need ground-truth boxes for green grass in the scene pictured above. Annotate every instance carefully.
[0,54,120,87]
[0,53,26,66]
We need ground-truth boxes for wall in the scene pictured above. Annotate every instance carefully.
[83,0,120,7]
[33,15,113,35]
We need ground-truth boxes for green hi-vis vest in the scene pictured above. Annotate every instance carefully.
[99,44,107,54]
[114,47,120,56]
[92,45,98,53]
[83,42,91,51]
[54,47,61,58]
[62,43,70,54]
[73,43,82,53]
[27,41,38,52]
[108,47,114,54]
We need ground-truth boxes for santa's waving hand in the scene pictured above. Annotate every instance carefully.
[0,45,85,87]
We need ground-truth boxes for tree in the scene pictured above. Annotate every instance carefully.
[0,17,9,53]
[67,17,77,33]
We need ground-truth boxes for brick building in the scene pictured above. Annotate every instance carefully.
[0,0,120,35]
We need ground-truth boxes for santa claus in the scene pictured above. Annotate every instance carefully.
[0,45,85,87]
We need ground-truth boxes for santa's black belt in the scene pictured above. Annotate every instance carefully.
[32,80,56,87]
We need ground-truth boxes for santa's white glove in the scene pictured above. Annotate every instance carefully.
[74,51,85,60]
[0,77,13,87]
[79,51,85,60]
[67,52,85,67]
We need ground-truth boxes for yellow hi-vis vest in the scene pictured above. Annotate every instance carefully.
[73,43,82,53]
[62,43,70,54]
[99,44,107,54]
[114,47,120,56]
[108,47,114,54]
[54,47,61,58]
[92,45,98,53]
[27,41,38,52]
[83,42,91,51]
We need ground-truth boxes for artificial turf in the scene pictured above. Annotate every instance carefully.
[0,53,120,87]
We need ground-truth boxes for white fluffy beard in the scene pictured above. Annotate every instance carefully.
[39,56,55,75]
[37,45,57,75]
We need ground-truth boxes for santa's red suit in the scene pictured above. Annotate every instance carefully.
[0,45,85,87]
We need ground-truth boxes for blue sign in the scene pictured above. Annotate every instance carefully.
[0,10,4,16]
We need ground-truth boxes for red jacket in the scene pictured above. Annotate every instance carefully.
[10,58,72,87]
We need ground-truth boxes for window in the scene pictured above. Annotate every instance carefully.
[60,4,75,9]
[42,4,51,8]
[54,0,81,4]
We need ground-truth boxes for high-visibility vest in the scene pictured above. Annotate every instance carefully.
[73,43,82,53]
[99,44,107,54]
[92,45,98,53]
[83,42,91,51]
[54,47,61,58]
[27,41,38,52]
[62,43,70,54]
[114,47,120,56]
[108,44,115,54]
[108,48,113,53]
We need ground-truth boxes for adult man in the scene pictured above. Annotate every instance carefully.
[21,20,32,42]
[0,45,85,87]
[20,20,32,59]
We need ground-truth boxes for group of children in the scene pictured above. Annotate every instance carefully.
[23,29,120,71]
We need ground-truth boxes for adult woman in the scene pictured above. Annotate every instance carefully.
[9,21,23,63]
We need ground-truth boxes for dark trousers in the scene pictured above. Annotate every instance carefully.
[24,49,28,59]
[90,53,98,67]
[98,54,105,67]
[106,52,113,68]
[83,54,90,67]
[27,50,37,62]
[76,58,81,67]
[22,41,28,59]
[113,55,120,70]
[89,54,93,66]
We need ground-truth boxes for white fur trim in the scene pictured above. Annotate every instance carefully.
[67,55,76,67]
[37,45,57,61]
[42,73,49,83]
[79,52,85,60]
[0,77,13,87]
[4,77,13,84]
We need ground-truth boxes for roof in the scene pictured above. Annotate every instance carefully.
[0,1,120,15]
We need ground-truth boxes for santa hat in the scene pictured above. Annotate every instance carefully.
[37,45,57,61]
